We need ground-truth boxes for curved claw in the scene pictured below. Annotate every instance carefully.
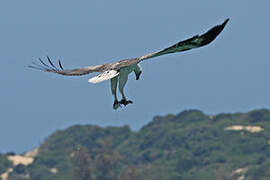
[113,100,122,110]
[120,99,133,106]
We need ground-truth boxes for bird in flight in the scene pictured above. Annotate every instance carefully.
[29,18,229,110]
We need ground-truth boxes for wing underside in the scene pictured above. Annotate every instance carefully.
[28,56,109,76]
[137,18,229,62]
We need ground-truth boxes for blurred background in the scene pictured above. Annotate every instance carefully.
[0,0,269,153]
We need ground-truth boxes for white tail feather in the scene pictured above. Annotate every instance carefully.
[88,70,119,84]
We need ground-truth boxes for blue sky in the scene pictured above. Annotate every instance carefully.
[1,0,269,153]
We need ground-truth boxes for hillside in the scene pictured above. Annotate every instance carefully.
[1,109,270,180]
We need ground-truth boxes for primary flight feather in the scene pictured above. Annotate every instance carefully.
[29,18,229,109]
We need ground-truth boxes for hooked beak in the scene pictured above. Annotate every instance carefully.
[136,71,142,80]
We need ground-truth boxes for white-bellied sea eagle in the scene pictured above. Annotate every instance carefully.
[29,19,229,109]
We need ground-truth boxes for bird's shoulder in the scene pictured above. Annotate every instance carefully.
[110,58,139,70]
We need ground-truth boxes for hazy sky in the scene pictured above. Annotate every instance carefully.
[1,0,269,153]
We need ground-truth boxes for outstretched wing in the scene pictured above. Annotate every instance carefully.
[29,19,229,76]
[136,18,229,62]
[28,56,110,76]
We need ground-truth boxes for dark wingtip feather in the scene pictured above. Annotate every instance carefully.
[200,18,230,46]
[28,65,44,71]
[29,56,65,73]
[32,62,45,69]
[28,65,36,69]
[222,18,230,28]
[47,56,57,69]
[58,60,64,70]
[38,58,50,68]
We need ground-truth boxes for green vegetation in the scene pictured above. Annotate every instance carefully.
[3,109,270,180]
[0,154,12,175]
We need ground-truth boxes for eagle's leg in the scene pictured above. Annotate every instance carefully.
[111,76,121,110]
[119,73,133,106]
